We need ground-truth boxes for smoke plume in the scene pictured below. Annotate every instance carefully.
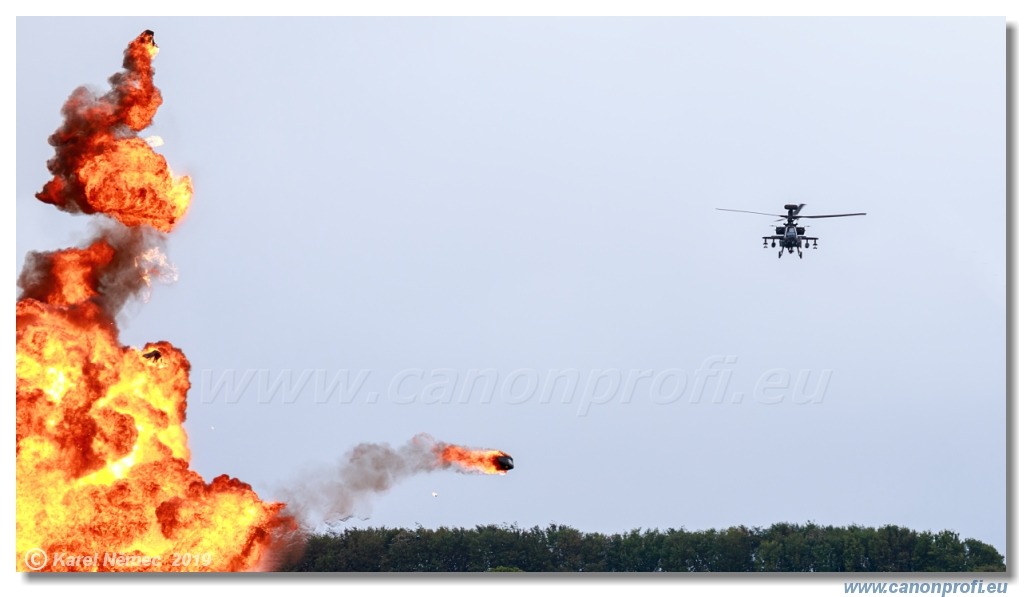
[17,223,173,319]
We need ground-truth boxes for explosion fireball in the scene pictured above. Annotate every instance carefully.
[16,30,291,572]
[35,30,191,232]
[18,30,511,572]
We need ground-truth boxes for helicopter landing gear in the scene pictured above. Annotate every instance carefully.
[778,249,783,258]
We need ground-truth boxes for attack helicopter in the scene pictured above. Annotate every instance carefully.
[716,204,866,258]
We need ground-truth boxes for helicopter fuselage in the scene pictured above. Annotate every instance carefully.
[770,223,812,246]
[761,221,818,258]
[780,226,800,247]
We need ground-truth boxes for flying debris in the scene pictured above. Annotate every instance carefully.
[437,444,515,475]
[142,349,161,361]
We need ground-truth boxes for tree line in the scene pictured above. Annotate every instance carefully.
[283,522,1005,572]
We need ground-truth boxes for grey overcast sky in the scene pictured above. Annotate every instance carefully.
[15,15,1007,562]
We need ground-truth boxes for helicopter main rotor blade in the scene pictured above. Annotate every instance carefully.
[795,212,867,219]
[716,208,786,217]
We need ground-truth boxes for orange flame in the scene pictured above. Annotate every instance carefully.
[17,31,292,572]
[35,29,191,232]
[436,445,512,475]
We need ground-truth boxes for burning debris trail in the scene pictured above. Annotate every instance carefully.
[16,31,292,572]
[281,434,513,528]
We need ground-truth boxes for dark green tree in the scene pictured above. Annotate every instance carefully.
[284,522,1004,573]
[963,538,1005,571]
